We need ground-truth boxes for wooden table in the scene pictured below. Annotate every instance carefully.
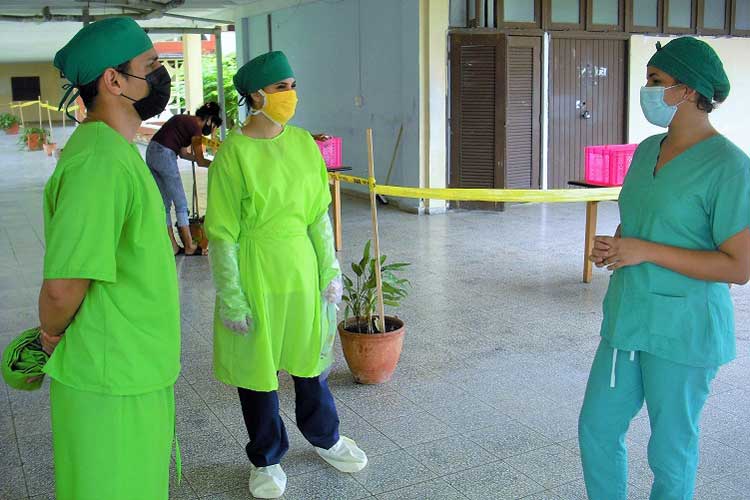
[569,180,619,283]
[328,166,352,252]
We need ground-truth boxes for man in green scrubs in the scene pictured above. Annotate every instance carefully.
[39,17,180,500]
[579,37,750,500]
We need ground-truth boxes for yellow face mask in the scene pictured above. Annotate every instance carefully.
[253,89,298,126]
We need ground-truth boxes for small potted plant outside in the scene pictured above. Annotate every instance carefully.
[43,136,57,157]
[339,240,410,384]
[0,113,20,135]
[18,127,47,151]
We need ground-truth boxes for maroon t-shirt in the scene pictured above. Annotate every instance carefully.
[151,115,202,154]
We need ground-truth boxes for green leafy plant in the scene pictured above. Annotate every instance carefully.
[342,240,410,334]
[203,53,239,129]
[0,113,19,130]
[18,127,47,148]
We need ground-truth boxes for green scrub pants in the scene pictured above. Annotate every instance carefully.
[50,379,175,500]
[578,339,717,500]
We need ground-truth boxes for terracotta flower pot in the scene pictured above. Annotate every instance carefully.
[4,123,19,135]
[26,133,42,151]
[338,316,405,384]
[43,143,57,156]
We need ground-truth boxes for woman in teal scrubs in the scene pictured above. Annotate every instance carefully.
[578,37,750,500]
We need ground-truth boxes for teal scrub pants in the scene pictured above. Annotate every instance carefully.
[578,339,717,500]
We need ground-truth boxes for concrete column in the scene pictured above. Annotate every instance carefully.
[182,34,203,113]
[419,0,449,213]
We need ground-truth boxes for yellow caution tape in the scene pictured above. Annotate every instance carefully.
[9,100,79,112]
[330,173,620,203]
[39,102,79,112]
[10,101,39,109]
[193,140,619,204]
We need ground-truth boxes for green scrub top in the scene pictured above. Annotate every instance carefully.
[205,126,333,392]
[42,121,181,395]
[602,133,750,368]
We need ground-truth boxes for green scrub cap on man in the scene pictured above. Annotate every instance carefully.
[53,16,154,118]
[1,328,48,391]
[648,37,730,102]
[233,51,295,97]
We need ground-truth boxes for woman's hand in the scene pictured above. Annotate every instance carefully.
[590,236,650,271]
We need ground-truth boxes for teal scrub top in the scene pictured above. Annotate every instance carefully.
[601,133,750,368]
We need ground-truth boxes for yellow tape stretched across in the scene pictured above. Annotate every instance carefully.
[10,101,39,109]
[196,138,619,204]
[329,172,620,203]
[40,102,79,112]
[9,100,79,112]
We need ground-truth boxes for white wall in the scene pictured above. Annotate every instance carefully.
[629,35,750,154]
[234,0,421,201]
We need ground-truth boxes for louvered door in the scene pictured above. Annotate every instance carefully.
[449,33,506,209]
[505,37,541,189]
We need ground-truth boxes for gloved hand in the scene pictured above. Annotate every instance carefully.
[323,276,343,304]
[208,239,253,335]
[308,212,341,293]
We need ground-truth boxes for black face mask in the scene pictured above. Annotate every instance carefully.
[120,65,171,121]
[202,122,213,136]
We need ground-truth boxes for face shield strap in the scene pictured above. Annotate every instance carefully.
[58,83,81,124]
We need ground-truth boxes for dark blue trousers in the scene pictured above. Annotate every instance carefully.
[238,375,340,467]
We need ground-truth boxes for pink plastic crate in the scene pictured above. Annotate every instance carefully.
[585,144,638,186]
[316,136,342,168]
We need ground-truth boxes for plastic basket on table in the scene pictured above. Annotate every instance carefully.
[315,136,342,168]
[584,144,638,186]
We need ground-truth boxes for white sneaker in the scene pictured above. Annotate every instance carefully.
[314,436,368,473]
[248,464,287,499]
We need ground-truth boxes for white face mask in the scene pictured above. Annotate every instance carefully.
[640,84,685,128]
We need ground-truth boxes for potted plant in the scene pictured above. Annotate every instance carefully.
[339,240,410,384]
[0,113,20,135]
[18,127,47,151]
[43,136,57,157]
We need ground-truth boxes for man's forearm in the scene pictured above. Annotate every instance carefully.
[38,279,90,335]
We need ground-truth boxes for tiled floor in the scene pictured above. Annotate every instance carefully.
[1,127,749,499]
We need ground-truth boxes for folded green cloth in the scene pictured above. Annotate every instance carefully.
[2,328,49,391]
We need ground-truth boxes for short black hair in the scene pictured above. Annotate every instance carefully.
[196,101,221,120]
[77,60,131,110]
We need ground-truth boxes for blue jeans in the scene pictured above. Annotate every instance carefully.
[238,376,340,467]
[145,141,189,227]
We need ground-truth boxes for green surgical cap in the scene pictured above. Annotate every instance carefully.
[2,328,48,391]
[648,37,730,102]
[54,17,153,116]
[233,51,294,96]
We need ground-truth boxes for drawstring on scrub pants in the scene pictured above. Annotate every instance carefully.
[610,349,636,388]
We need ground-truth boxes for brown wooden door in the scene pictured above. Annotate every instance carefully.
[548,37,628,188]
[505,36,541,189]
[449,33,505,202]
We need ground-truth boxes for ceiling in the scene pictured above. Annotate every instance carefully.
[0,0,270,63]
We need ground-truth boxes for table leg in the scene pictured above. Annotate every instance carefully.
[330,177,343,252]
[583,201,599,284]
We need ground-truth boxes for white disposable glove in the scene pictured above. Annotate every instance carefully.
[323,276,343,304]
[209,239,253,335]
